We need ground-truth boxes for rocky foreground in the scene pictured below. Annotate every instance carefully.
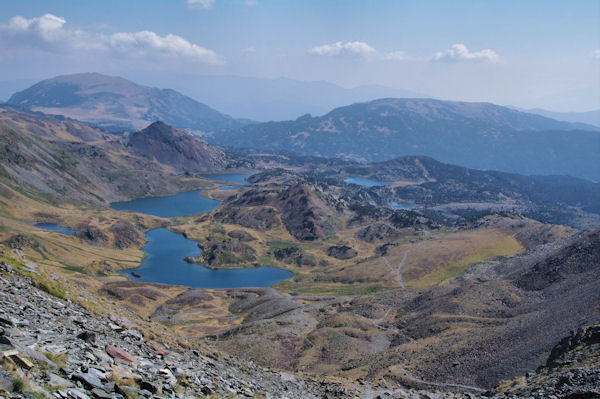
[0,258,598,399]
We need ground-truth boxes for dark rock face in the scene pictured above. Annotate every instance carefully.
[516,227,600,291]
[3,234,32,249]
[326,245,357,260]
[272,245,316,266]
[275,184,337,241]
[75,227,108,245]
[546,325,600,368]
[108,221,142,249]
[215,206,280,231]
[489,323,600,398]
[355,223,401,243]
[388,210,438,230]
[227,230,256,242]
[127,121,228,174]
[197,237,257,267]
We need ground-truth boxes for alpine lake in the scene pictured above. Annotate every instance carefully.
[110,174,293,288]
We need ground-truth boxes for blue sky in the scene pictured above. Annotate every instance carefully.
[0,0,599,111]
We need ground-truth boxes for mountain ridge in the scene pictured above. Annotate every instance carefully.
[7,72,248,132]
[207,97,600,180]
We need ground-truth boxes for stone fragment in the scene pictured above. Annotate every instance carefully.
[9,353,34,369]
[123,329,143,340]
[148,342,168,357]
[105,345,136,363]
[0,317,14,327]
[90,388,112,399]
[46,372,75,388]
[77,331,96,343]
[138,380,158,394]
[71,372,104,390]
[68,388,90,399]
[0,370,13,391]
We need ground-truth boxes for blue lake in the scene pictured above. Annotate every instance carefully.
[35,223,77,235]
[344,177,392,187]
[200,173,252,185]
[122,228,293,288]
[111,190,220,218]
[217,185,237,190]
[391,202,415,210]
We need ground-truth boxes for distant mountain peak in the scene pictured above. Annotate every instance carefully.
[127,121,228,173]
[8,73,248,132]
[208,97,600,180]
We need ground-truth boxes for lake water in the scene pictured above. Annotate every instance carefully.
[391,202,415,210]
[200,173,252,185]
[35,223,77,235]
[122,228,293,288]
[111,190,220,218]
[217,185,236,190]
[344,177,392,187]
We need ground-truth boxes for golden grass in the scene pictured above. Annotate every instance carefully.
[399,229,524,286]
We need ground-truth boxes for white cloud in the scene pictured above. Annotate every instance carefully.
[434,43,499,62]
[383,51,412,61]
[0,13,224,64]
[592,50,600,60]
[308,41,376,58]
[108,31,222,63]
[186,0,214,10]
[246,0,258,7]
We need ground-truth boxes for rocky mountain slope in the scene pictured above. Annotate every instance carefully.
[126,121,230,174]
[7,73,247,132]
[208,98,600,180]
[2,250,597,399]
[0,107,245,204]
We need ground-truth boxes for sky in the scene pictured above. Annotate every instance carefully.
[0,0,599,111]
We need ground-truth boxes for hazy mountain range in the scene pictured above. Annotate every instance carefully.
[512,107,600,128]
[7,73,600,181]
[209,98,600,180]
[158,74,426,121]
[7,73,247,132]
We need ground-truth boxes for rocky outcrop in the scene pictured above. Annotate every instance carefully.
[227,230,256,242]
[275,184,337,241]
[196,237,257,267]
[214,206,280,231]
[515,227,600,291]
[326,245,357,260]
[0,261,359,399]
[108,221,143,249]
[75,227,108,246]
[356,223,401,242]
[127,121,228,174]
[488,323,600,398]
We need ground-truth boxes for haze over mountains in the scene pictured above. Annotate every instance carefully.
[158,74,426,121]
[514,107,600,128]
[212,98,600,180]
[7,73,600,182]
[7,73,246,132]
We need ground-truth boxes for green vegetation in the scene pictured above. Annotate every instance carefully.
[12,376,25,393]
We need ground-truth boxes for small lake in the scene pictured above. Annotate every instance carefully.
[344,177,392,187]
[200,173,252,185]
[216,185,236,190]
[391,202,415,210]
[35,223,77,235]
[122,228,293,288]
[111,191,220,218]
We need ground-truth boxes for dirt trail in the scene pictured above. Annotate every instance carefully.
[383,241,424,287]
